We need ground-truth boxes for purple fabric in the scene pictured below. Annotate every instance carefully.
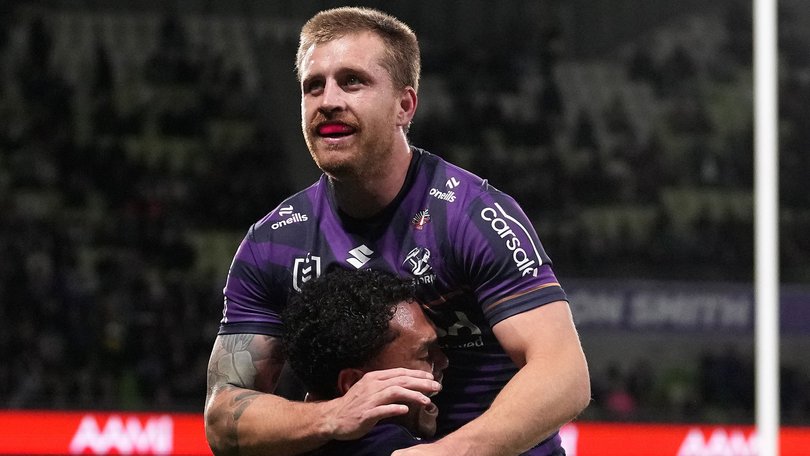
[218,148,566,453]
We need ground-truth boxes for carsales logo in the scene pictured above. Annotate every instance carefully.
[480,203,541,277]
[69,414,173,454]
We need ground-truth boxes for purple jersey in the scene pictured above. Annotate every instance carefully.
[307,423,421,455]
[220,148,567,453]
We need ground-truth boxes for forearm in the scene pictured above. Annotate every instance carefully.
[437,353,590,455]
[428,302,591,456]
[205,384,333,456]
[204,333,441,455]
[205,333,332,455]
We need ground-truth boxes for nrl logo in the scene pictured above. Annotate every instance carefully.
[292,254,321,292]
[411,209,431,230]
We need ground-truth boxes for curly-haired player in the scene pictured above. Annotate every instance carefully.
[283,268,447,455]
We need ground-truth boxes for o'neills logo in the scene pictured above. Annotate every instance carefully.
[429,188,456,202]
[480,203,541,277]
[271,213,308,230]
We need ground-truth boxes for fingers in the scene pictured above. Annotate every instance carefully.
[327,369,442,440]
[367,383,434,409]
[361,403,410,421]
[360,368,442,397]
[363,367,434,381]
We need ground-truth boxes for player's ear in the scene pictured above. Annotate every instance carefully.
[337,368,366,395]
[396,86,417,128]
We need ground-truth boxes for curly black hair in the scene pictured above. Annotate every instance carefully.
[282,268,418,399]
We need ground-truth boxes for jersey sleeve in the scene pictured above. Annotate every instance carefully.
[218,224,286,337]
[455,185,567,327]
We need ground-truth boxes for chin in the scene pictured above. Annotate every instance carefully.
[415,403,439,438]
[317,161,357,181]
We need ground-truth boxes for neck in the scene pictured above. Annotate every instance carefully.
[331,143,412,219]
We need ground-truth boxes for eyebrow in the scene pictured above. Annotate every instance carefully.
[303,63,378,84]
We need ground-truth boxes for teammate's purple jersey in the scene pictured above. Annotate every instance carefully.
[220,148,567,453]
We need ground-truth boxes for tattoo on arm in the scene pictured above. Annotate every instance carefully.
[208,334,284,391]
[206,334,285,454]
[232,390,263,421]
[209,334,260,389]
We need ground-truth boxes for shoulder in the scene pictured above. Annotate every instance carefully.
[249,178,325,241]
[414,147,487,189]
[412,147,501,209]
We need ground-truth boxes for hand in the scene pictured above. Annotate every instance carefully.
[323,368,441,440]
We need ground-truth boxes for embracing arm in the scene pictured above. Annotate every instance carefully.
[204,333,441,456]
[395,300,591,456]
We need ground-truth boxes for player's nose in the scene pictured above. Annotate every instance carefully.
[431,346,449,378]
[319,79,346,113]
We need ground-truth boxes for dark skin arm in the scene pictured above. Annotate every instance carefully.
[204,333,441,456]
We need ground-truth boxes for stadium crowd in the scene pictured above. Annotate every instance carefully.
[1,0,808,424]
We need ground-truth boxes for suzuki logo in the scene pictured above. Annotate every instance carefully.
[293,254,321,291]
[347,245,374,269]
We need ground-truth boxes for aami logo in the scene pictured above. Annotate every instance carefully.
[558,423,578,456]
[480,203,541,277]
[69,414,173,455]
[429,188,456,202]
[272,205,308,230]
[677,428,758,456]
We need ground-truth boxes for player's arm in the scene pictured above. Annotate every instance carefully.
[204,333,442,456]
[394,300,591,456]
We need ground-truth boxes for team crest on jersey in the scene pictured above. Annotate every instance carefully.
[411,209,431,230]
[292,254,321,291]
[403,247,432,277]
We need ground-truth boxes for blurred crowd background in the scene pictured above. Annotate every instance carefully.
[1,0,808,425]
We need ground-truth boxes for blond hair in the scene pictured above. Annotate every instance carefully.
[296,7,420,93]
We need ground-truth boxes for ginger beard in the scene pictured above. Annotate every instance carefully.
[302,106,399,183]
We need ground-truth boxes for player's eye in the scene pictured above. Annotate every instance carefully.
[344,75,362,87]
[304,79,324,95]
